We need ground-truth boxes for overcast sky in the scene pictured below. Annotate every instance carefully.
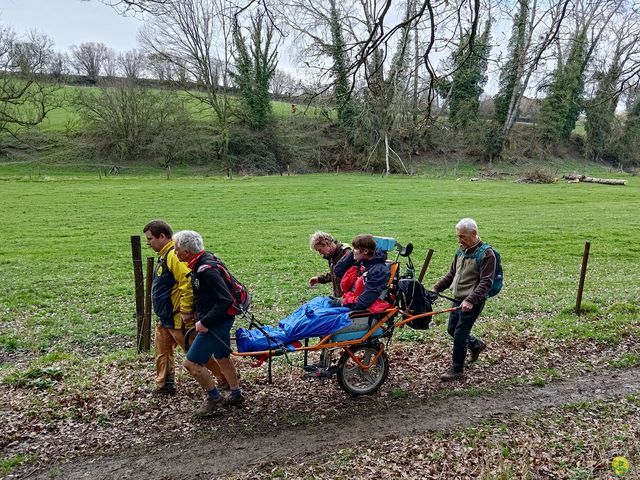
[0,0,143,52]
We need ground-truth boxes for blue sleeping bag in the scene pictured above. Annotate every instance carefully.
[236,296,352,353]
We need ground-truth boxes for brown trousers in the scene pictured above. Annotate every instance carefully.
[155,324,225,388]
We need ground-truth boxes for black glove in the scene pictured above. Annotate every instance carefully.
[328,296,343,308]
[426,290,439,302]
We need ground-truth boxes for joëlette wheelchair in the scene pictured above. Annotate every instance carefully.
[186,241,457,397]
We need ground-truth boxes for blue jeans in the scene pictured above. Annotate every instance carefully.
[447,299,485,372]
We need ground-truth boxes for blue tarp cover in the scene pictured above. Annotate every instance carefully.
[236,296,352,353]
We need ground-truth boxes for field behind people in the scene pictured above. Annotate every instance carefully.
[1,171,639,478]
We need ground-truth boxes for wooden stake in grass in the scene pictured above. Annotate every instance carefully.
[141,257,154,352]
[131,235,145,353]
[576,241,591,315]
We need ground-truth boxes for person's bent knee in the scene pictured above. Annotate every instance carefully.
[183,358,198,372]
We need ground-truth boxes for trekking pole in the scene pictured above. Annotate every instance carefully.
[418,249,434,283]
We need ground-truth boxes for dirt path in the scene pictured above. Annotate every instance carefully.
[31,367,640,480]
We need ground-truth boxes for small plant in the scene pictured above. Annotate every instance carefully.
[0,454,32,475]
[3,366,64,389]
[390,387,409,399]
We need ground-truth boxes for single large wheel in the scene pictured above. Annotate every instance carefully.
[336,344,389,396]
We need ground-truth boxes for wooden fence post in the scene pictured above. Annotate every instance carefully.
[131,236,145,352]
[418,249,434,283]
[576,241,591,315]
[141,257,154,351]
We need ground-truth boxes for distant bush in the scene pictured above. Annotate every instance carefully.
[73,80,199,165]
[227,126,286,174]
[517,167,556,183]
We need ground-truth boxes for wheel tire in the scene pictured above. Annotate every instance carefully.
[336,344,389,397]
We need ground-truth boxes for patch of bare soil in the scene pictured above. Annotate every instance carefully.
[25,366,640,480]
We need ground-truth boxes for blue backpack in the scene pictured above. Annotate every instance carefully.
[457,243,503,298]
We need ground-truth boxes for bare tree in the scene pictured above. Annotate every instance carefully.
[70,42,109,83]
[102,48,119,79]
[49,52,70,82]
[0,27,58,136]
[119,49,148,79]
[270,69,299,96]
[139,0,234,119]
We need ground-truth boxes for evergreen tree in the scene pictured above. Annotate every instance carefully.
[328,0,356,140]
[448,20,491,127]
[494,0,528,126]
[585,60,621,161]
[537,30,587,142]
[231,15,277,130]
[615,94,640,165]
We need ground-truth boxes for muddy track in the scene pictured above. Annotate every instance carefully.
[31,367,640,480]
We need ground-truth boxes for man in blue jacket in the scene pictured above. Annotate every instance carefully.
[334,234,390,310]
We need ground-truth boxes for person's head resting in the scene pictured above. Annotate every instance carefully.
[351,234,377,261]
[309,231,339,257]
[455,218,480,250]
[173,230,205,263]
[143,220,173,253]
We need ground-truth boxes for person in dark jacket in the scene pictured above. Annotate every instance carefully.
[334,234,390,311]
[432,218,496,381]
[308,231,351,297]
[173,230,244,417]
[143,220,227,395]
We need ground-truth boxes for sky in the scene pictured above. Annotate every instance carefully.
[0,0,144,53]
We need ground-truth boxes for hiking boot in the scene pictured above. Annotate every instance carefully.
[467,342,487,364]
[440,368,465,381]
[153,384,176,396]
[303,362,323,373]
[195,396,225,417]
[226,392,245,407]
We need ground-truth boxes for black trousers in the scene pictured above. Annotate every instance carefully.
[447,299,485,372]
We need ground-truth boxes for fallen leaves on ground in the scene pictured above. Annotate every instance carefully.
[1,327,640,478]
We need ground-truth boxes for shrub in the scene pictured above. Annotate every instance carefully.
[517,167,556,184]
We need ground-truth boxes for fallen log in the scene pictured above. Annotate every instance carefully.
[563,174,627,185]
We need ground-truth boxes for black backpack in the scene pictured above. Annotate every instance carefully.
[398,278,433,330]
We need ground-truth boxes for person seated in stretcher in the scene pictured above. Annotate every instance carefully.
[333,234,392,313]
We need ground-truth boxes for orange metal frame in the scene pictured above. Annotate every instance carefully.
[232,306,458,370]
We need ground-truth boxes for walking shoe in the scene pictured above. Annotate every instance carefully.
[303,362,323,373]
[226,393,245,407]
[467,342,487,364]
[440,368,465,381]
[195,395,225,417]
[153,384,176,396]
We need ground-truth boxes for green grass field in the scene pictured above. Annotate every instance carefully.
[0,172,638,355]
[1,170,639,477]
[36,84,324,133]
